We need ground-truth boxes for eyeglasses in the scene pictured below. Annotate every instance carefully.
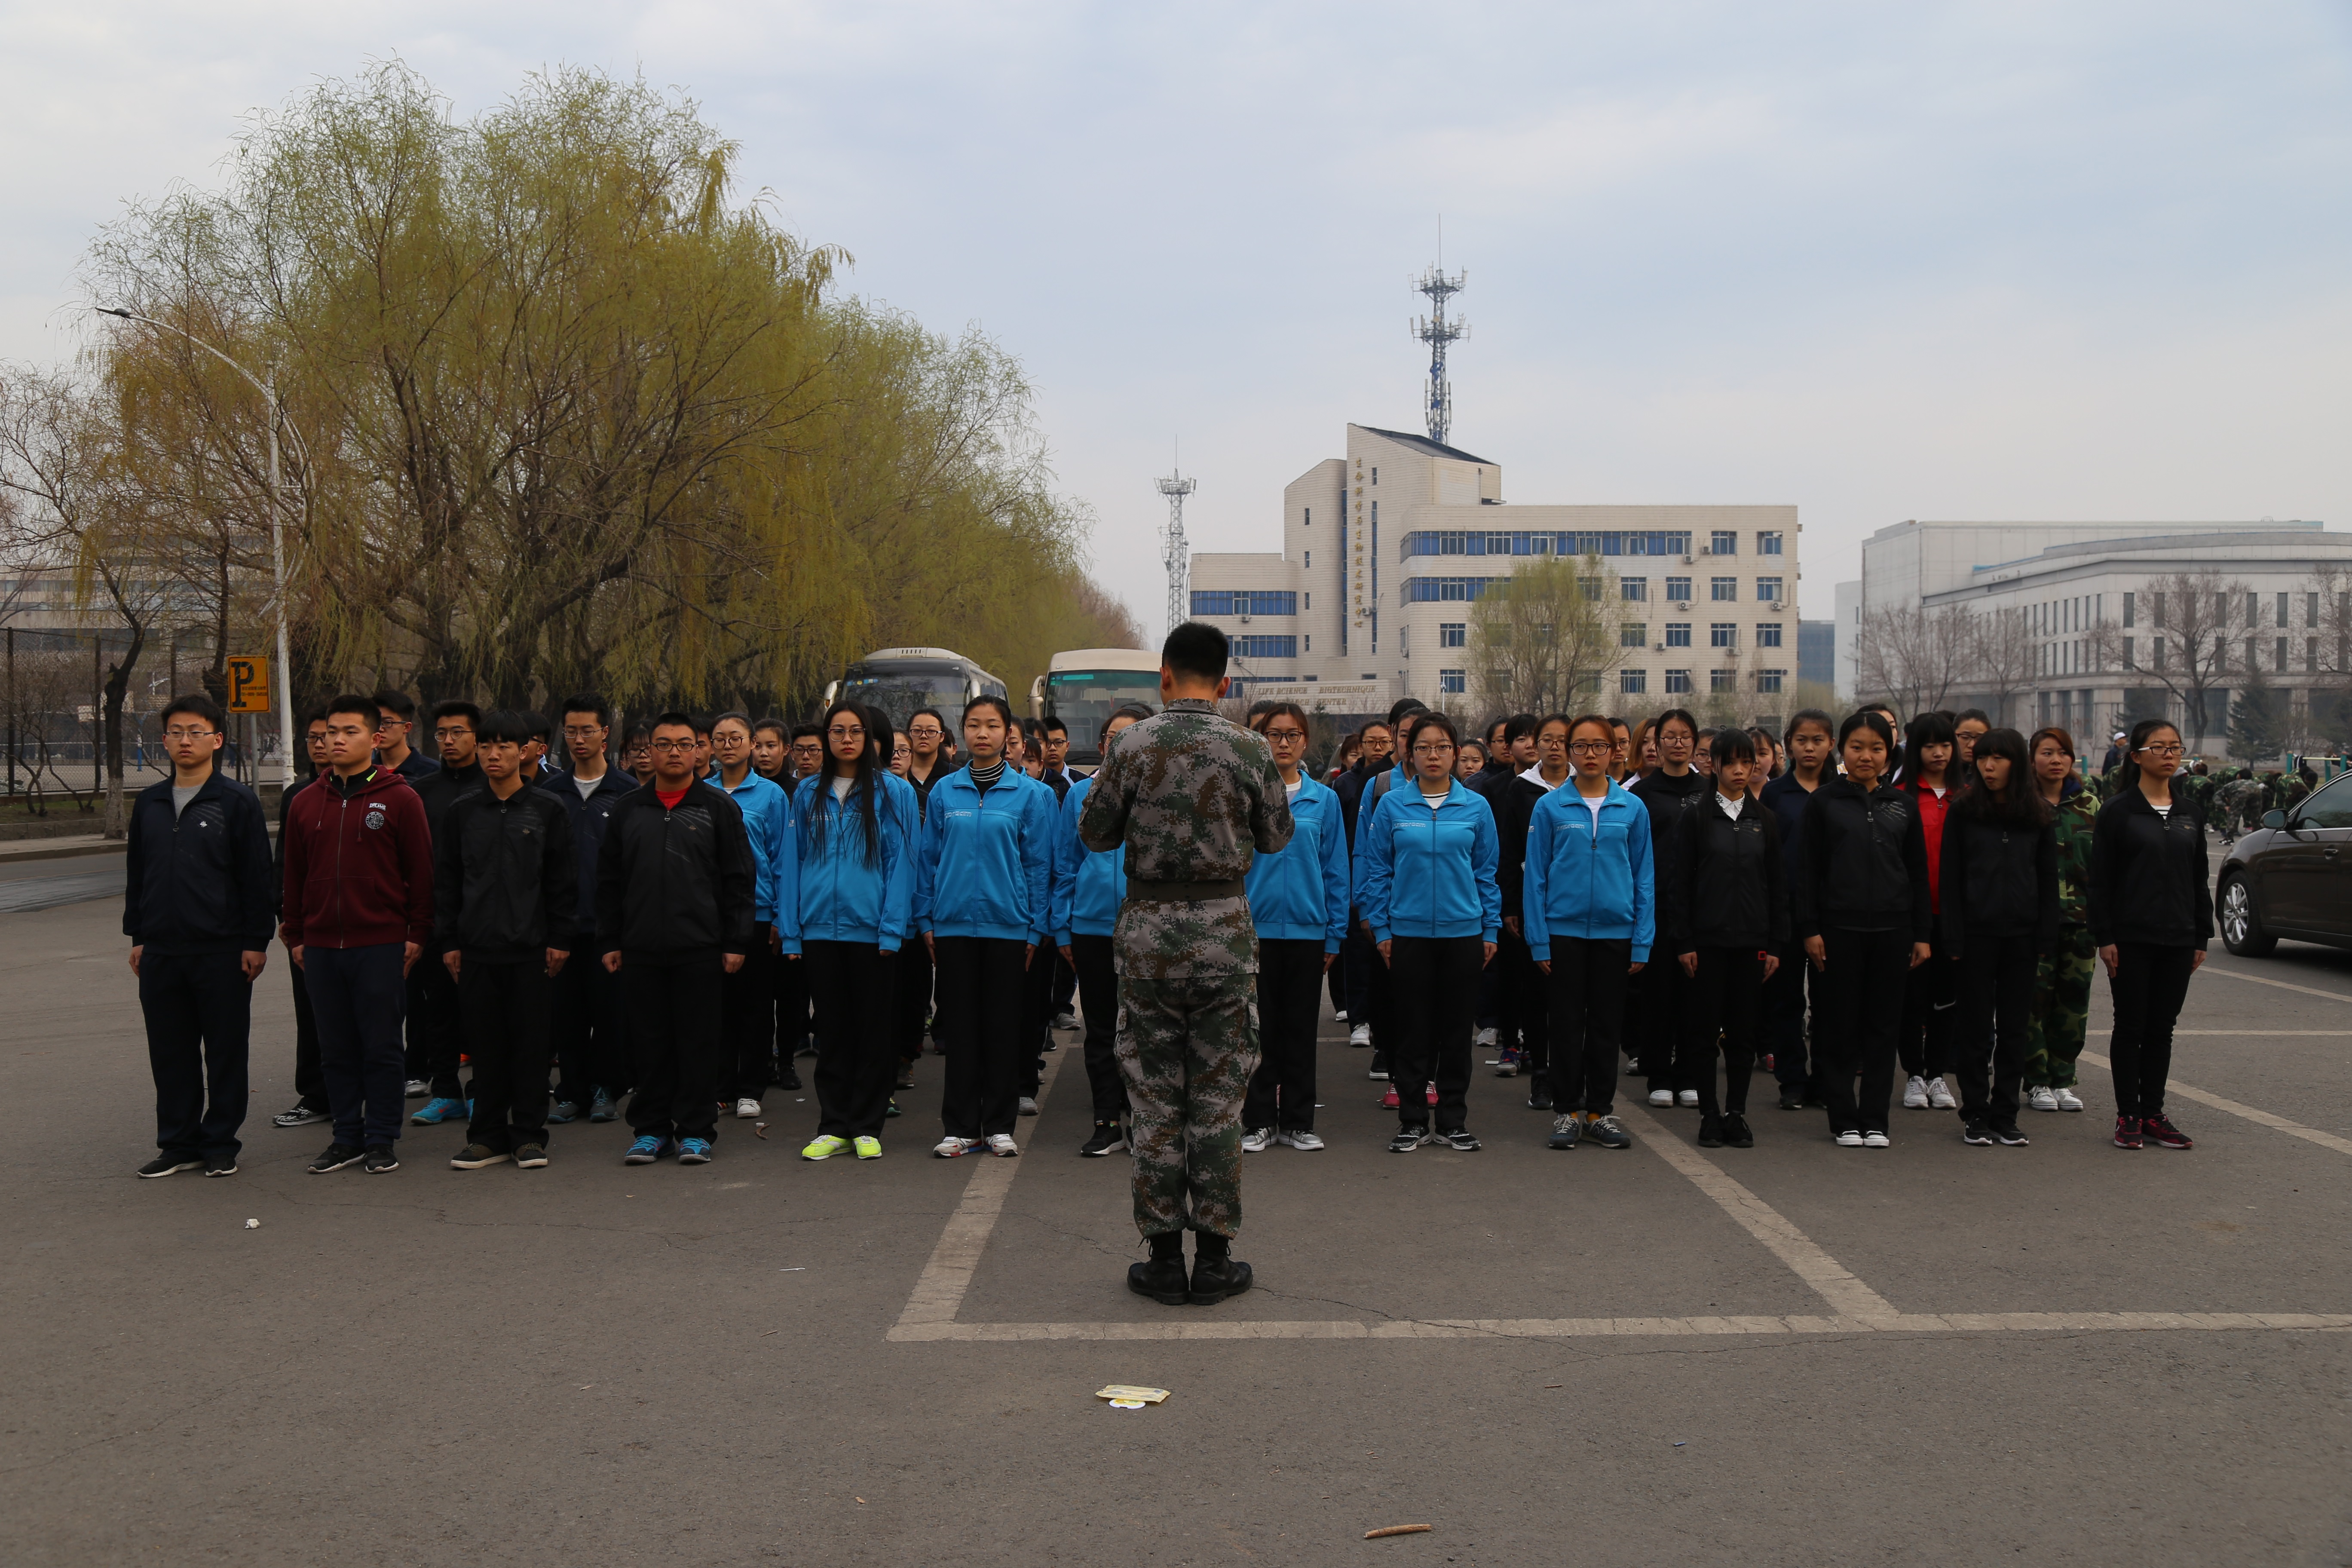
[561,725,603,738]
[908,726,943,738]
[827,726,865,739]
[1262,728,1307,742]
[432,726,473,741]
[648,739,695,753]
[1411,744,1455,756]
[377,717,409,729]
[1568,741,1612,755]
[162,726,217,740]
[2138,744,2185,757]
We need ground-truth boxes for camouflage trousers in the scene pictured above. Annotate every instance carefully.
[1115,975,1260,1240]
[2024,925,2095,1089]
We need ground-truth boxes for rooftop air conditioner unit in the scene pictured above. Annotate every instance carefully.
[1771,600,1788,612]
[1673,600,1694,612]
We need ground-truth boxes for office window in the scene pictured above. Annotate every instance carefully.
[1229,635,1298,659]
[1439,668,1465,695]
[1399,626,1409,655]
[1304,554,1310,571]
[2277,636,2288,671]
[1665,576,1692,601]
[1439,622,1466,648]
[1303,508,1310,528]
[1709,623,1737,649]
[1756,577,1783,601]
[1711,530,1738,556]
[2277,592,2289,628]
[2153,636,2166,668]
[2122,591,2135,629]
[1665,622,1692,647]
[2246,592,2259,628]
[1710,669,1737,694]
[1756,622,1783,648]
[1710,577,1737,601]
[1621,624,1648,648]
[1620,668,1647,695]
[1371,468,1378,484]
[1190,590,1297,617]
[1621,577,1648,601]
[2310,637,2321,672]
[1303,634,1310,652]
[1758,531,1783,555]
[1664,669,1692,694]
[1755,668,1786,694]
[2123,636,2135,669]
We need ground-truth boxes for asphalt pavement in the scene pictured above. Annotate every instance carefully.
[3,886,2348,1566]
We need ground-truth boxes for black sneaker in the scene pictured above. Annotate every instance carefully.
[1961,1118,1994,1146]
[1435,1128,1481,1152]
[308,1143,364,1174]
[1777,1088,1806,1112]
[272,1103,328,1128]
[204,1153,239,1176]
[363,1146,401,1173]
[1187,1252,1254,1307]
[1367,1052,1390,1082]
[514,1142,549,1168]
[1127,1255,1189,1306]
[1388,1125,1428,1153]
[1525,1085,1554,1110]
[1584,1114,1632,1149]
[1547,1113,1581,1150]
[450,1144,510,1170]
[896,1066,916,1090]
[885,1098,902,1118]
[1079,1121,1126,1157]
[1992,1123,2030,1147]
[1697,1115,1724,1148]
[778,1065,803,1091]
[1720,1113,1754,1148]
[137,1155,200,1179]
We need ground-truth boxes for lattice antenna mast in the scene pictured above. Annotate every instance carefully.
[1157,466,1197,634]
[1412,263,1468,445]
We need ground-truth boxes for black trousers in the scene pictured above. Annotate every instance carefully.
[1366,919,1400,1057]
[460,959,553,1152]
[1050,951,1077,1016]
[1686,947,1765,1119]
[1544,937,1630,1116]
[1070,933,1127,1121]
[1763,944,1816,1094]
[722,925,773,1100]
[1954,933,2035,1125]
[402,959,463,1099]
[1498,928,1547,1092]
[1815,927,1911,1136]
[1386,934,1483,1131]
[140,950,252,1159]
[1244,938,1326,1131]
[1644,959,1697,1094]
[894,936,934,1064]
[1342,922,1375,1025]
[1899,949,1957,1081]
[624,956,726,1144]
[808,941,900,1138]
[775,937,811,1058]
[1021,934,1057,1095]
[291,958,327,1112]
[307,943,410,1148]
[934,936,1029,1138]
[2107,943,2198,1118]
[549,932,627,1102]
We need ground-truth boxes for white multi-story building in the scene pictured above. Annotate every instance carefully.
[1191,423,1801,714]
[1856,518,2352,748]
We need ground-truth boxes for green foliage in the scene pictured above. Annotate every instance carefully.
[1467,554,1621,718]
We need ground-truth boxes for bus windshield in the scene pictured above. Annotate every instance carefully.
[1045,668,1161,764]
[838,662,970,732]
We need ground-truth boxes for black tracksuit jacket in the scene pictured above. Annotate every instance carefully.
[536,768,637,940]
[1794,777,1932,940]
[2087,788,2213,949]
[123,770,276,956]
[1629,768,1711,873]
[413,760,486,843]
[1938,809,2059,959]
[432,784,578,963]
[1660,795,1791,955]
[594,780,758,962]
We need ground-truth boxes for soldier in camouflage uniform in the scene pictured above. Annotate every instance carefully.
[2024,766,2098,1106]
[1079,622,1292,1308]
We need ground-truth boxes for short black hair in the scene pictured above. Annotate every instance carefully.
[1654,707,1699,738]
[1100,703,1153,747]
[1387,697,1429,728]
[790,722,824,743]
[477,709,536,746]
[752,717,788,740]
[559,693,611,727]
[325,694,381,726]
[690,713,715,739]
[963,695,1017,731]
[1161,620,1229,682]
[1710,729,1758,769]
[1503,713,1540,745]
[1783,707,1834,744]
[1041,715,1067,738]
[712,710,753,735]
[160,692,227,732]
[430,700,481,732]
[372,688,417,723]
[650,710,696,734]
[517,710,548,745]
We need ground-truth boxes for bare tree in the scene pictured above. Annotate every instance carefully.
[2124,566,2247,754]
[1469,554,1623,717]
[1854,601,1973,719]
[1965,606,2040,729]
[2301,564,2352,749]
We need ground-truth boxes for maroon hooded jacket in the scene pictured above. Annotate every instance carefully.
[280,766,435,950]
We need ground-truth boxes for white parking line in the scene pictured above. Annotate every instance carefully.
[2201,967,2352,1004]
[2078,1049,2352,1158]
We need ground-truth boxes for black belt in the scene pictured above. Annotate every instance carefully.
[1125,878,1246,903]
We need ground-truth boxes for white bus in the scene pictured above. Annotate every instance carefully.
[1030,648,1161,769]
[824,647,1008,731]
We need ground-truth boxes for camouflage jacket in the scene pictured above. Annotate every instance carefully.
[2051,784,2097,925]
[1078,698,1292,979]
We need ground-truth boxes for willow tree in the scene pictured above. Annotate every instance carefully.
[1468,554,1622,717]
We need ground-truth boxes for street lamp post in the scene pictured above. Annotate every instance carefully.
[93,308,300,787]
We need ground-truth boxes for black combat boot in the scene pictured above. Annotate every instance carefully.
[1127,1232,1189,1306]
[1186,1231,1253,1307]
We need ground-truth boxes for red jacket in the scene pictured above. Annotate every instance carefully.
[280,766,435,949]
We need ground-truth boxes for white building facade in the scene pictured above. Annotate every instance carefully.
[1190,424,1801,714]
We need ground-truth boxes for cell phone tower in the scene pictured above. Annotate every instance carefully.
[1412,260,1468,446]
[1157,464,1197,635]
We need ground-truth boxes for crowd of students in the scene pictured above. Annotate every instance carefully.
[121,678,2212,1181]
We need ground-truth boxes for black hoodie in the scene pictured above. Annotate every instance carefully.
[2088,787,2212,949]
[1629,767,1711,869]
[1939,806,2059,957]
[1794,776,1932,940]
[1661,793,1791,953]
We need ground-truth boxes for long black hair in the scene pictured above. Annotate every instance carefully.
[2115,717,2181,794]
[1898,710,1957,796]
[1954,727,2048,828]
[810,699,884,868]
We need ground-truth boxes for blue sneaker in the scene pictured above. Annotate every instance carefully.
[677,1137,713,1165]
[410,1096,466,1126]
[546,1099,580,1125]
[588,1090,618,1123]
[623,1134,671,1165]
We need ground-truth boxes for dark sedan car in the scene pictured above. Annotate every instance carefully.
[2217,772,2352,955]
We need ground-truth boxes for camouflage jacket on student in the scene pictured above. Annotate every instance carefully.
[2051,783,2098,926]
[1078,698,1292,979]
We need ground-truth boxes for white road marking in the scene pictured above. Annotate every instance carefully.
[2079,1049,2352,1158]
[2166,1031,2352,1036]
[2200,966,2352,1004]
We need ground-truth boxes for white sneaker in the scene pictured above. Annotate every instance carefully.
[1926,1077,1957,1110]
[1332,1010,1349,1024]
[1240,1127,1273,1153]
[735,1097,761,1118]
[1475,1026,1498,1049]
[1648,1089,1674,1107]
[1349,1023,1371,1047]
[1677,1089,1700,1108]
[1835,1130,1865,1148]
[2054,1087,2085,1112]
[986,1133,1020,1157]
[1017,1096,1039,1117]
[1902,1075,1930,1109]
[1051,1011,1078,1031]
[2027,1086,2060,1113]
[932,1135,979,1158]
[403,1078,431,1098]
[1863,1130,1891,1148]
[1277,1129,1325,1151]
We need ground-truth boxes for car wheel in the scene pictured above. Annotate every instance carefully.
[2218,873,2275,957]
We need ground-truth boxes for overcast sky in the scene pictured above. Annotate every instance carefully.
[5,2,2348,633]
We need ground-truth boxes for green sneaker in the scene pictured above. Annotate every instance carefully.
[801,1134,851,1161]
[853,1135,882,1160]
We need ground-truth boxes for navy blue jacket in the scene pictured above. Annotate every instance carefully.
[123,770,276,956]
[537,768,637,937]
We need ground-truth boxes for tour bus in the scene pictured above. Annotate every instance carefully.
[824,647,1008,733]
[1030,648,1162,770]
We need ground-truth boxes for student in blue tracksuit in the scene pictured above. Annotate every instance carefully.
[791,700,916,1161]
[1522,713,1654,1152]
[1355,712,1501,1154]
[1239,703,1351,1152]
[709,712,795,1118]
[913,695,1057,1157]
[1053,704,1152,1158]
